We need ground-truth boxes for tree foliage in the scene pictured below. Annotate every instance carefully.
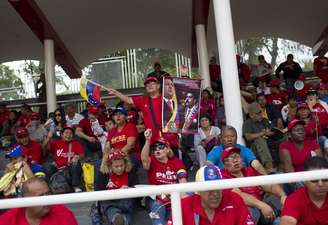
[0,64,23,100]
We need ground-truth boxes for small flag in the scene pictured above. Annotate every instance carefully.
[80,78,101,106]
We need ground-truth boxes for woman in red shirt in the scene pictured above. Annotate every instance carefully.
[141,129,187,225]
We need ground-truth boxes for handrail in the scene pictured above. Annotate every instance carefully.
[0,170,327,225]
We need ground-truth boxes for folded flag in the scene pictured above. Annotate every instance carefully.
[80,78,101,106]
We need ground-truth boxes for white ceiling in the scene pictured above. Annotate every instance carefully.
[1,0,327,70]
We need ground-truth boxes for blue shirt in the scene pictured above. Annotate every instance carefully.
[207,144,256,169]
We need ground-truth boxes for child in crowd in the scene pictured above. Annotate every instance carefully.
[96,151,136,225]
[141,129,187,225]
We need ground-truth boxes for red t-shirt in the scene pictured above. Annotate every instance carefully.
[107,172,129,190]
[107,122,140,158]
[282,187,328,225]
[266,91,288,109]
[222,167,263,200]
[279,140,320,172]
[17,114,30,128]
[132,95,179,147]
[179,191,254,225]
[132,95,162,142]
[78,118,97,138]
[209,64,221,81]
[20,140,43,164]
[148,156,186,185]
[304,119,322,141]
[311,102,328,127]
[0,205,78,225]
[49,139,85,168]
[314,56,328,83]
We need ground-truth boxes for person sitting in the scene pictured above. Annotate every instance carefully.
[254,55,272,85]
[174,165,254,225]
[14,127,43,165]
[221,146,286,225]
[281,95,298,125]
[306,88,328,132]
[256,80,271,96]
[294,73,311,102]
[314,51,328,83]
[280,119,321,173]
[46,126,84,192]
[200,89,217,122]
[15,103,33,128]
[207,125,266,174]
[102,107,140,170]
[215,96,226,128]
[26,112,47,144]
[243,103,276,171]
[76,105,104,159]
[96,151,136,225]
[266,79,288,110]
[194,113,221,167]
[280,156,328,225]
[141,128,187,225]
[64,103,84,129]
[0,177,78,225]
[279,119,322,194]
[44,108,66,140]
[1,145,34,198]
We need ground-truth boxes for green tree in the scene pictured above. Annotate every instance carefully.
[0,64,23,100]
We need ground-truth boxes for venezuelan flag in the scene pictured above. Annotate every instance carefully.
[80,78,101,106]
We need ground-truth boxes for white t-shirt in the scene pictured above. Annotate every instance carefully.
[65,113,84,128]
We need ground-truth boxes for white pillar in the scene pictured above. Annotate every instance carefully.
[44,39,57,114]
[195,24,211,89]
[212,0,244,144]
[171,191,183,225]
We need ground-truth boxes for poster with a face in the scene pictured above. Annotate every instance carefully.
[162,77,202,134]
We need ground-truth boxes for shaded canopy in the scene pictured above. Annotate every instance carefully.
[1,0,327,78]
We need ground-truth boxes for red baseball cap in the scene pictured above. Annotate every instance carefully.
[268,79,280,87]
[30,112,40,120]
[88,105,99,114]
[62,125,74,133]
[108,151,126,160]
[16,127,28,137]
[144,76,159,85]
[221,146,241,161]
[297,102,309,110]
[288,119,305,131]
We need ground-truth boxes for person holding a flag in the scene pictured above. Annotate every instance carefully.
[107,77,192,169]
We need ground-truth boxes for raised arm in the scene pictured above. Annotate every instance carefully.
[108,88,133,105]
[141,129,152,170]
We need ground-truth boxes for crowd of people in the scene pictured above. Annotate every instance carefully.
[0,56,327,225]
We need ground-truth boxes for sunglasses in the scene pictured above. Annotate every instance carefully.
[55,114,61,117]
[309,179,328,183]
[153,144,166,151]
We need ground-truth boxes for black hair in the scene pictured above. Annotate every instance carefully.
[304,156,328,171]
[199,113,212,124]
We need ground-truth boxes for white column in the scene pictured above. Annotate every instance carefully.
[195,24,211,89]
[44,39,57,114]
[171,192,183,225]
[212,0,244,144]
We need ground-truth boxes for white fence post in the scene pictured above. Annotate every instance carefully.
[171,191,183,225]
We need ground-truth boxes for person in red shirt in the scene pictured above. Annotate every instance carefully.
[15,127,43,165]
[295,73,311,102]
[76,105,104,159]
[97,151,136,225]
[15,103,33,128]
[281,156,328,225]
[141,128,187,225]
[0,103,10,132]
[209,56,222,92]
[306,88,328,129]
[169,165,254,225]
[280,119,322,173]
[266,79,288,110]
[47,126,84,192]
[0,177,78,225]
[221,146,286,225]
[102,107,140,171]
[108,76,192,169]
[314,51,328,83]
[237,54,251,83]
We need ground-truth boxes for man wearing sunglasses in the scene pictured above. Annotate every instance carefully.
[281,156,328,225]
